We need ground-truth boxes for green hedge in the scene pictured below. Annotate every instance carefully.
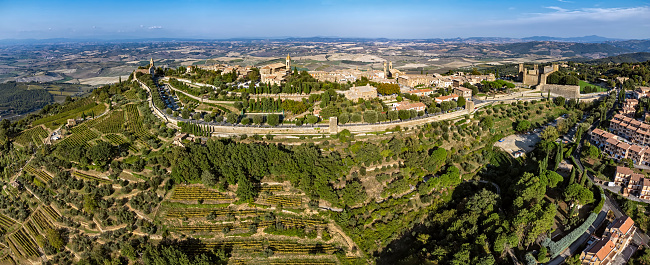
[543,213,597,258]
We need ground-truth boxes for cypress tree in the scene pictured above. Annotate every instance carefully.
[568,168,576,184]
[554,142,563,170]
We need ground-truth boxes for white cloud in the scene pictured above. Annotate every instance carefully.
[544,6,568,12]
[486,6,650,25]
[557,0,573,3]
[148,26,163,30]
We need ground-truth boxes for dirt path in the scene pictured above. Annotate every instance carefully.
[125,203,153,222]
[328,222,361,257]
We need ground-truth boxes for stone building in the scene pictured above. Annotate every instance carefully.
[454,87,473,99]
[135,58,156,76]
[344,85,377,101]
[518,63,558,86]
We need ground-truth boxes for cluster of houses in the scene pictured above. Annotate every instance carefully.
[579,216,636,265]
[590,114,650,165]
[613,166,650,199]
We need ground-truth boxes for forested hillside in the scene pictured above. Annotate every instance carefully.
[0,82,53,115]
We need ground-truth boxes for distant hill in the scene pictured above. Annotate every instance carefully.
[496,41,631,58]
[587,52,650,64]
[521,35,624,43]
[608,40,650,53]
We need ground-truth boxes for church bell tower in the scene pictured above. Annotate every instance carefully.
[286,54,291,73]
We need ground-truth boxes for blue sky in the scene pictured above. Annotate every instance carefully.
[0,0,649,39]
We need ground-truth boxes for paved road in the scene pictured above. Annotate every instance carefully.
[546,209,609,265]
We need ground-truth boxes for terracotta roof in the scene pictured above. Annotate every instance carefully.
[617,166,635,176]
[592,128,605,135]
[630,145,644,153]
[607,138,619,146]
[435,94,459,101]
[617,142,631,149]
[455,86,472,91]
[630,173,643,182]
[586,238,615,261]
[611,216,635,235]
[406,89,433,94]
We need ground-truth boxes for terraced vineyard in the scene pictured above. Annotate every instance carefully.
[31,209,54,233]
[13,126,48,147]
[57,124,100,148]
[72,171,111,184]
[125,104,155,145]
[105,134,137,152]
[165,208,259,218]
[179,239,339,255]
[23,221,40,247]
[269,259,337,265]
[0,213,16,229]
[170,186,233,201]
[264,195,302,207]
[0,254,16,265]
[8,228,39,259]
[24,165,53,182]
[32,98,106,129]
[172,217,324,232]
[124,89,140,100]
[41,205,60,220]
[92,110,125,133]
[259,185,283,192]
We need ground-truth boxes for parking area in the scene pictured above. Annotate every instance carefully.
[494,131,541,156]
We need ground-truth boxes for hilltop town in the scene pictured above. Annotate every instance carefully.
[2,40,650,265]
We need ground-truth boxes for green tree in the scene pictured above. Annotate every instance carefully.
[181,108,190,119]
[457,96,466,107]
[202,170,217,187]
[398,110,410,120]
[480,116,494,129]
[516,120,531,132]
[84,194,98,214]
[388,111,398,121]
[267,114,280,126]
[363,110,378,124]
[46,228,64,251]
[252,115,264,125]
[226,113,239,124]
[338,113,350,124]
[306,115,319,124]
[564,183,594,205]
[541,126,559,141]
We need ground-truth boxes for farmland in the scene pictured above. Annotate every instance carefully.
[13,126,48,147]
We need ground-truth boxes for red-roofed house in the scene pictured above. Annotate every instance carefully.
[405,89,434,97]
[580,238,617,265]
[434,94,459,104]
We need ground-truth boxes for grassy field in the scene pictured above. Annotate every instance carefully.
[579,80,607,93]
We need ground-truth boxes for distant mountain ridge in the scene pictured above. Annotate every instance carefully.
[586,52,650,64]
[521,35,625,43]
[0,35,645,45]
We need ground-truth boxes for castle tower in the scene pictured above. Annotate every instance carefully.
[286,54,291,72]
[149,58,155,75]
[518,63,524,74]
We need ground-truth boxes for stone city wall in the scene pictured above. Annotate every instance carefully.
[539,84,580,99]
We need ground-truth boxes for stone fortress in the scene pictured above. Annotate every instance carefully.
[519,63,579,99]
[518,63,558,86]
